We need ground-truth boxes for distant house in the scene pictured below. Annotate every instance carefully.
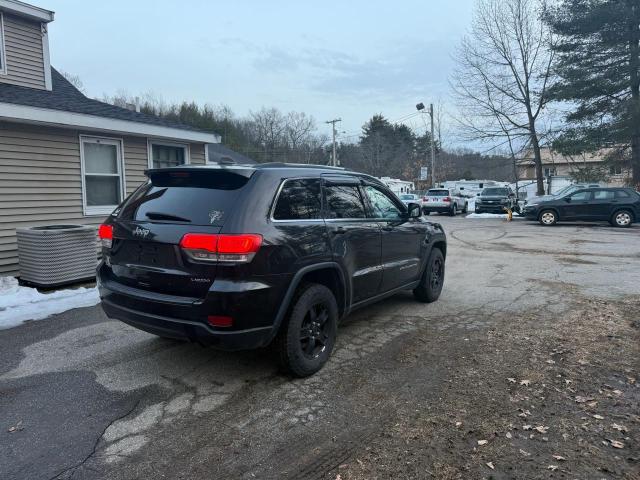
[207,143,256,165]
[517,147,630,186]
[0,0,220,276]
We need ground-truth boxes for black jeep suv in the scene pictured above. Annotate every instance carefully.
[97,164,447,377]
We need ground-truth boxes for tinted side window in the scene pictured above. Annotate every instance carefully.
[593,190,615,200]
[364,186,402,219]
[615,190,631,199]
[273,179,322,220]
[324,185,367,219]
[569,191,591,201]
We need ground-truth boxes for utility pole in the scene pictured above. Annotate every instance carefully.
[429,103,436,187]
[325,118,341,166]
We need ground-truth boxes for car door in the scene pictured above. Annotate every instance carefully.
[322,176,382,304]
[559,190,593,219]
[589,189,616,220]
[362,184,423,293]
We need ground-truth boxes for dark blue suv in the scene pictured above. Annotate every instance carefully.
[97,164,447,376]
[523,187,640,227]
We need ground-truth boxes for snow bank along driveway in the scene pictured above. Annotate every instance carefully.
[0,276,99,330]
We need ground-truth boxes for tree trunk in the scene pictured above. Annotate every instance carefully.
[529,127,545,195]
[629,4,640,186]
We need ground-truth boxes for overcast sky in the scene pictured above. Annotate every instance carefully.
[35,0,476,142]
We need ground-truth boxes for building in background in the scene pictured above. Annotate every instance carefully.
[517,147,630,187]
[0,0,219,276]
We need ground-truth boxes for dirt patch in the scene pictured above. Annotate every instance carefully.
[325,297,640,480]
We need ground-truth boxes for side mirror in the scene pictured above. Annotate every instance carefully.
[476,193,481,197]
[564,196,571,203]
[407,203,421,218]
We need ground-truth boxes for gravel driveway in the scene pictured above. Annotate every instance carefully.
[1,217,638,479]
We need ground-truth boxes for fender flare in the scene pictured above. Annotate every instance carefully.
[611,207,635,222]
[268,262,347,341]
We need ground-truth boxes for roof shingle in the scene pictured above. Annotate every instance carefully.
[0,68,215,135]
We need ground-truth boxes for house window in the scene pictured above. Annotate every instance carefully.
[544,167,556,177]
[609,165,622,175]
[0,13,6,75]
[80,136,124,215]
[149,141,189,168]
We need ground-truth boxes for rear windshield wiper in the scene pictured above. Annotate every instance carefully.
[145,212,191,222]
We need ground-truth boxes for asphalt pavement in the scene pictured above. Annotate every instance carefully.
[1,216,638,479]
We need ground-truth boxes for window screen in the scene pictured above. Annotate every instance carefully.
[324,185,367,219]
[152,144,187,168]
[82,138,123,208]
[273,179,322,220]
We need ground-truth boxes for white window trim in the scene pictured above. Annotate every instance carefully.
[0,13,7,76]
[41,22,52,90]
[147,139,190,169]
[79,135,126,216]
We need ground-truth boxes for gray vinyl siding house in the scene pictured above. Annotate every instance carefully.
[0,1,219,276]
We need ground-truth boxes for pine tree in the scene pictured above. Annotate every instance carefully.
[548,0,640,185]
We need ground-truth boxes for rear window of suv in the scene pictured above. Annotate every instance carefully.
[428,190,449,196]
[119,170,250,226]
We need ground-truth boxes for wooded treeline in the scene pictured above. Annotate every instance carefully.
[103,91,509,180]
[96,0,639,188]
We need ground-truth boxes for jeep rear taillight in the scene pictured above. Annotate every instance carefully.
[443,196,451,202]
[98,224,113,248]
[179,233,262,263]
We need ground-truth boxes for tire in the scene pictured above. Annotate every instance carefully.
[413,248,445,303]
[539,209,557,226]
[275,283,338,377]
[423,208,430,216]
[462,202,468,214]
[450,204,457,216]
[611,210,633,228]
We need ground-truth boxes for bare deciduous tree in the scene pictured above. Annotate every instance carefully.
[285,112,316,152]
[249,107,287,161]
[451,0,555,194]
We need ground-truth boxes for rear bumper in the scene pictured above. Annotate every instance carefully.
[424,205,452,212]
[97,265,291,350]
[101,298,272,350]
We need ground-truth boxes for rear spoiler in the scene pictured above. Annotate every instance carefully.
[145,165,256,179]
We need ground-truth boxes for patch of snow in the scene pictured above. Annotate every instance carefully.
[466,212,523,219]
[0,276,99,330]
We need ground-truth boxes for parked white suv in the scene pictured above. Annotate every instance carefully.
[423,189,468,216]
